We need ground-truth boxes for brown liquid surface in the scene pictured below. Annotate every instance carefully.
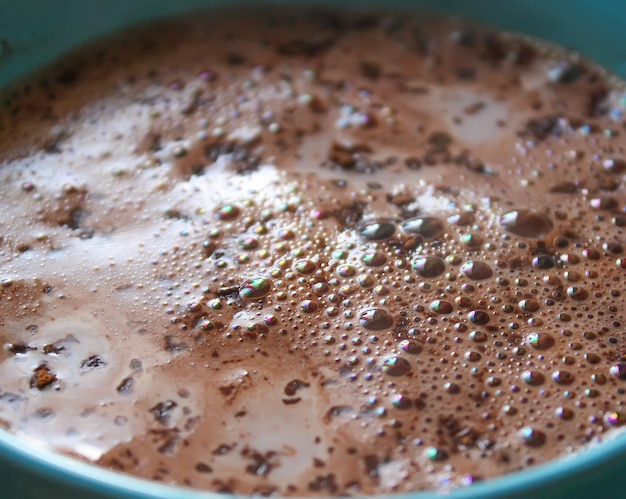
[0,9,625,496]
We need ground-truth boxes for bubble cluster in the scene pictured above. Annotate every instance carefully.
[0,7,625,498]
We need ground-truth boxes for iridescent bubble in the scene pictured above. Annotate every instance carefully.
[313,283,329,295]
[563,271,580,282]
[532,255,555,269]
[485,376,501,387]
[264,315,278,326]
[430,300,453,314]
[239,278,272,300]
[603,241,623,254]
[460,233,484,248]
[560,253,579,264]
[552,370,574,385]
[412,256,446,277]
[337,264,356,277]
[359,222,396,241]
[461,261,493,280]
[425,447,449,461]
[583,249,601,260]
[465,351,481,362]
[326,307,339,318]
[239,237,259,250]
[215,204,240,220]
[360,308,394,330]
[399,339,422,354]
[448,212,474,226]
[197,319,214,331]
[234,254,250,264]
[361,251,387,267]
[526,332,555,350]
[402,216,445,239]
[468,310,489,325]
[277,229,295,240]
[357,274,374,287]
[374,407,387,418]
[300,300,319,313]
[455,296,472,307]
[591,373,606,385]
[295,259,317,274]
[518,299,540,312]
[340,285,355,296]
[614,216,626,227]
[555,407,574,420]
[500,210,553,238]
[332,250,348,260]
[443,382,460,394]
[502,405,517,416]
[521,370,545,386]
[346,355,359,366]
[391,393,412,409]
[519,427,546,446]
[382,356,411,376]
[446,255,463,266]
[603,158,626,173]
[567,286,588,300]
[590,197,618,210]
[186,301,203,313]
[469,331,487,343]
[610,363,626,380]
[604,412,626,426]
[311,209,329,220]
[273,243,289,254]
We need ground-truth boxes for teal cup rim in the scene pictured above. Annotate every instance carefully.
[1,1,626,497]
[1,428,626,498]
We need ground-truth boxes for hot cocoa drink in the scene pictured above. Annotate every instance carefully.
[0,9,624,495]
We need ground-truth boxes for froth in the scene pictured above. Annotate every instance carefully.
[0,9,625,496]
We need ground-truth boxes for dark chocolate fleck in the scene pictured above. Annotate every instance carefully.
[150,400,178,425]
[30,364,57,390]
